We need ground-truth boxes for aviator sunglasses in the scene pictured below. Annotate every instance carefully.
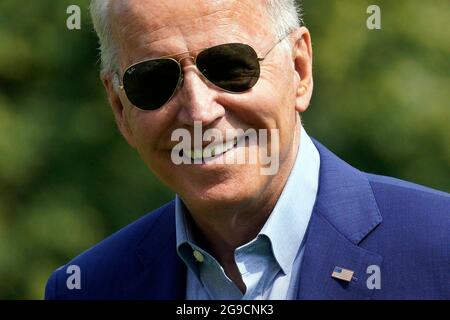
[117,35,289,110]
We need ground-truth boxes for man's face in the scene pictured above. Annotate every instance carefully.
[105,0,312,213]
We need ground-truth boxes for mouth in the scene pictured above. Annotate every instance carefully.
[182,136,244,162]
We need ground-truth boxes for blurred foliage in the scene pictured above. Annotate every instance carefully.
[303,0,450,188]
[0,0,448,299]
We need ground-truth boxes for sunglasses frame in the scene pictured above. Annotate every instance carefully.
[117,34,291,110]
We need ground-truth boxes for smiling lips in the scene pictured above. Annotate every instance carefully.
[183,136,244,161]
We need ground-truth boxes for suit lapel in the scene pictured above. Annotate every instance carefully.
[297,140,383,299]
[129,202,186,299]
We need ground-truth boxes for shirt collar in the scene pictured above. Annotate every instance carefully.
[259,125,320,273]
[175,196,201,276]
[175,126,320,275]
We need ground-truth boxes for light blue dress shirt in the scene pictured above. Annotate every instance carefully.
[175,126,320,300]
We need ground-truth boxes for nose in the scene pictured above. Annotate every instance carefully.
[174,62,225,127]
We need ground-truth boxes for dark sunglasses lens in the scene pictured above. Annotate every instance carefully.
[196,43,260,92]
[123,59,180,110]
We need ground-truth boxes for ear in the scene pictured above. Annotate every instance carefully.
[292,27,313,113]
[102,73,137,148]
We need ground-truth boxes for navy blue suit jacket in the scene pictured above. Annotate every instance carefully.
[45,140,450,299]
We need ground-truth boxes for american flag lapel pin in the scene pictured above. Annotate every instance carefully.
[331,266,354,282]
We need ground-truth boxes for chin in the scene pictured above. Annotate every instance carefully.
[178,166,265,206]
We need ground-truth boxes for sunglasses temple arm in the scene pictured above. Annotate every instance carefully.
[259,32,293,60]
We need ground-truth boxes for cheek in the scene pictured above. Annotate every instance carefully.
[253,69,297,128]
[219,71,297,143]
[269,66,298,123]
[273,68,297,108]
[258,68,298,156]
[125,109,169,158]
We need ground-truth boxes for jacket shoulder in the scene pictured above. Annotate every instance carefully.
[365,173,449,226]
[45,200,175,299]
[362,174,450,298]
[366,173,449,198]
[365,173,449,215]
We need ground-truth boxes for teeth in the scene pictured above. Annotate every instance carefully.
[184,138,240,161]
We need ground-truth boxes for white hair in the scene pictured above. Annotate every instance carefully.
[265,0,303,42]
[90,0,303,83]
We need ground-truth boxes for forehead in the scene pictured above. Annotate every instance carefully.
[110,0,273,67]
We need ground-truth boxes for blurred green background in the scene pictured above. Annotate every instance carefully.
[0,0,448,299]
